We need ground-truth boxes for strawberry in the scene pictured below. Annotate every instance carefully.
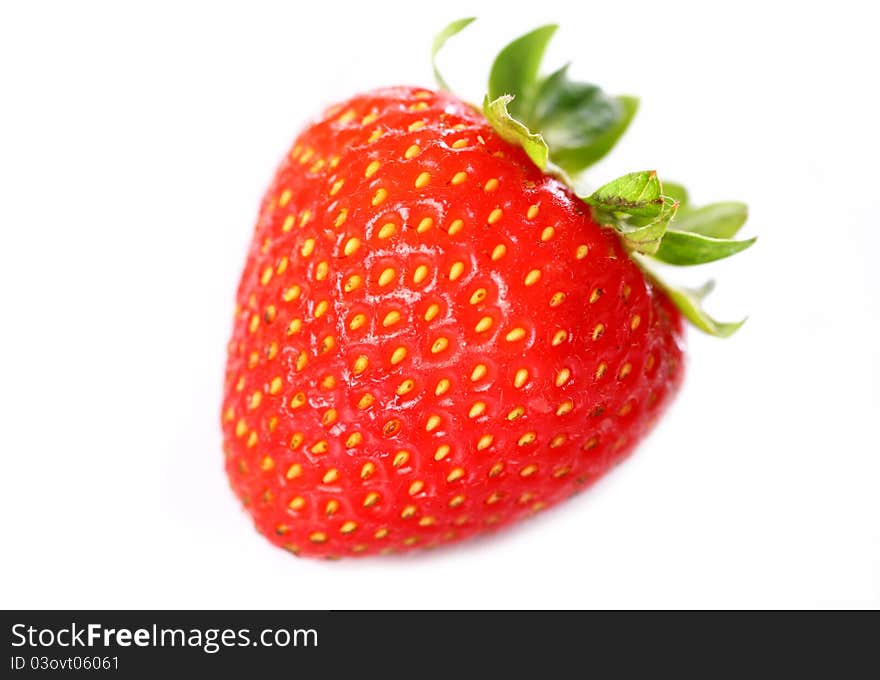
[221,20,754,558]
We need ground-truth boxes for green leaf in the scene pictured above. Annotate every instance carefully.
[583,171,665,218]
[661,181,689,208]
[672,201,748,239]
[488,24,558,119]
[528,65,638,174]
[654,230,756,266]
[659,280,746,337]
[431,17,476,92]
[482,95,549,170]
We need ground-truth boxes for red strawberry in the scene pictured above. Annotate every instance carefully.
[221,20,753,558]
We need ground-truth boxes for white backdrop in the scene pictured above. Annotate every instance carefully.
[1,0,877,609]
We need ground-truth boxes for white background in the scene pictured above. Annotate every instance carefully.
[1,0,878,609]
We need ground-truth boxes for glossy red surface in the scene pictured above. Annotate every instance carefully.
[221,86,685,557]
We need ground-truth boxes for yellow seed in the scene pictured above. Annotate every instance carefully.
[618,401,633,416]
[357,393,375,409]
[618,363,633,379]
[260,266,273,286]
[268,376,283,395]
[343,237,361,256]
[552,330,568,346]
[279,189,292,206]
[451,171,467,185]
[275,257,289,275]
[507,406,525,420]
[321,407,337,425]
[367,128,383,143]
[408,480,425,495]
[486,490,502,503]
[359,462,375,480]
[514,368,529,388]
[417,217,433,233]
[371,188,388,205]
[413,264,429,284]
[374,527,389,539]
[631,315,641,330]
[469,288,487,304]
[390,346,408,365]
[340,521,358,534]
[383,310,402,327]
[487,208,503,224]
[344,274,362,292]
[286,464,302,480]
[349,313,367,331]
[248,314,260,333]
[556,400,574,416]
[431,337,449,354]
[248,391,262,410]
[329,155,340,168]
[378,222,396,239]
[334,209,348,228]
[282,215,295,232]
[470,364,488,382]
[281,285,300,305]
[414,171,431,189]
[425,414,442,431]
[408,120,426,132]
[397,378,415,396]
[346,432,363,448]
[234,419,247,437]
[434,378,451,395]
[527,204,540,220]
[393,451,410,467]
[447,467,465,482]
[418,517,435,527]
[352,355,368,374]
[263,305,276,323]
[449,495,466,508]
[520,464,538,477]
[299,210,312,227]
[555,368,571,387]
[434,444,451,461]
[289,433,304,449]
[518,432,537,446]
[336,109,355,124]
[322,468,340,484]
[309,531,327,544]
[289,392,306,409]
[541,226,555,242]
[451,138,468,149]
[589,288,603,304]
[484,178,499,192]
[301,238,315,257]
[576,244,589,259]
[314,300,329,318]
[470,316,491,333]
[491,244,507,260]
[320,375,335,389]
[505,327,526,342]
[311,439,329,454]
[289,496,305,511]
[424,303,440,322]
[448,219,464,236]
[583,436,599,450]
[364,160,381,178]
[524,269,541,286]
[448,261,464,281]
[592,323,605,341]
[400,505,417,519]
[595,362,608,379]
[378,267,396,286]
[246,432,258,448]
[477,434,494,450]
[468,402,486,418]
[550,434,567,449]
[329,179,344,196]
[550,292,566,307]
[404,144,420,159]
[315,261,329,281]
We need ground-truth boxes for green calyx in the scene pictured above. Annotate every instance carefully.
[432,19,755,337]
